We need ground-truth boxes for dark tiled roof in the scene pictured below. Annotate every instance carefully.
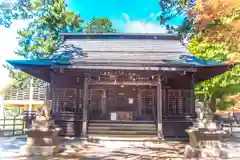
[6,33,236,83]
[62,33,194,66]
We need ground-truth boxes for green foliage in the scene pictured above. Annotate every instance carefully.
[0,0,35,27]
[1,0,83,88]
[29,0,45,10]
[158,0,240,111]
[84,17,116,33]
[158,0,186,24]
[158,0,195,36]
[189,37,240,111]
[17,0,83,59]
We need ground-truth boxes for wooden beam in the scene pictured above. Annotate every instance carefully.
[157,76,163,139]
[89,80,157,86]
[53,68,191,79]
[82,77,89,137]
[67,65,197,72]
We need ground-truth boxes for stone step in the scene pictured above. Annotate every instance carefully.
[88,130,157,134]
[88,134,158,141]
[87,120,157,137]
[88,123,156,127]
[89,120,155,124]
[88,126,156,130]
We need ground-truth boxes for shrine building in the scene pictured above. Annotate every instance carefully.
[6,33,237,140]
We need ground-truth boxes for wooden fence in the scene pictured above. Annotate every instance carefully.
[0,116,27,136]
[0,111,36,136]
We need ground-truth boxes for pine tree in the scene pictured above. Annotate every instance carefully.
[84,17,116,33]
[1,0,83,87]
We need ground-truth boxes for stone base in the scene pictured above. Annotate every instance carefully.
[184,145,228,159]
[21,145,60,156]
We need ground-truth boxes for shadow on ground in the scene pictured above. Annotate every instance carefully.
[1,139,186,160]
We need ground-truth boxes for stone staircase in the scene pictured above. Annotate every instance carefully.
[87,120,157,140]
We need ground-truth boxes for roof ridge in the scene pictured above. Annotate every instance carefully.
[61,33,181,41]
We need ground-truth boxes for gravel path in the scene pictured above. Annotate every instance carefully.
[0,137,186,160]
[0,127,239,160]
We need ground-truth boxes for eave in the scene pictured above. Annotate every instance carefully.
[6,59,238,84]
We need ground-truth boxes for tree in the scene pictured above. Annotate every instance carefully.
[84,17,116,33]
[182,0,240,56]
[161,0,240,112]
[158,0,187,25]
[29,0,46,10]
[157,0,196,39]
[17,0,83,59]
[1,0,83,87]
[189,37,240,112]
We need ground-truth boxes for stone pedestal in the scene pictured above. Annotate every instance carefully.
[184,126,228,159]
[184,144,228,159]
[21,119,61,156]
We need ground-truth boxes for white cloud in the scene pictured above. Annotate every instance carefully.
[124,21,167,33]
[0,20,28,80]
[121,13,167,33]
[121,13,131,22]
[149,13,155,18]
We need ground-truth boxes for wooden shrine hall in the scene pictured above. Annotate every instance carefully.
[7,33,237,139]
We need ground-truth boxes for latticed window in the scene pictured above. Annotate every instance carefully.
[32,81,47,100]
[167,89,192,116]
[4,79,47,101]
[52,88,78,113]
[141,89,156,114]
[4,83,31,101]
[88,89,103,112]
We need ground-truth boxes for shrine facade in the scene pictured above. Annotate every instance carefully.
[7,33,235,139]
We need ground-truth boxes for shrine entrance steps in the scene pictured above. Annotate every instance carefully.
[87,120,158,141]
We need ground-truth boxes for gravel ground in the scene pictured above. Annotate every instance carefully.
[0,137,186,160]
[0,126,239,160]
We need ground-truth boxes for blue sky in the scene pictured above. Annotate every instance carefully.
[65,0,184,33]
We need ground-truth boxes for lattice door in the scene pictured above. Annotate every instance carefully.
[52,88,77,113]
[167,90,179,115]
[88,89,104,112]
[167,89,192,116]
[141,89,157,115]
[107,87,137,112]
[180,89,193,114]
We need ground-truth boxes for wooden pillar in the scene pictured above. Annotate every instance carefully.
[137,87,142,116]
[101,89,107,115]
[157,76,163,138]
[191,73,195,116]
[82,77,89,137]
[50,72,57,113]
[76,88,80,113]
